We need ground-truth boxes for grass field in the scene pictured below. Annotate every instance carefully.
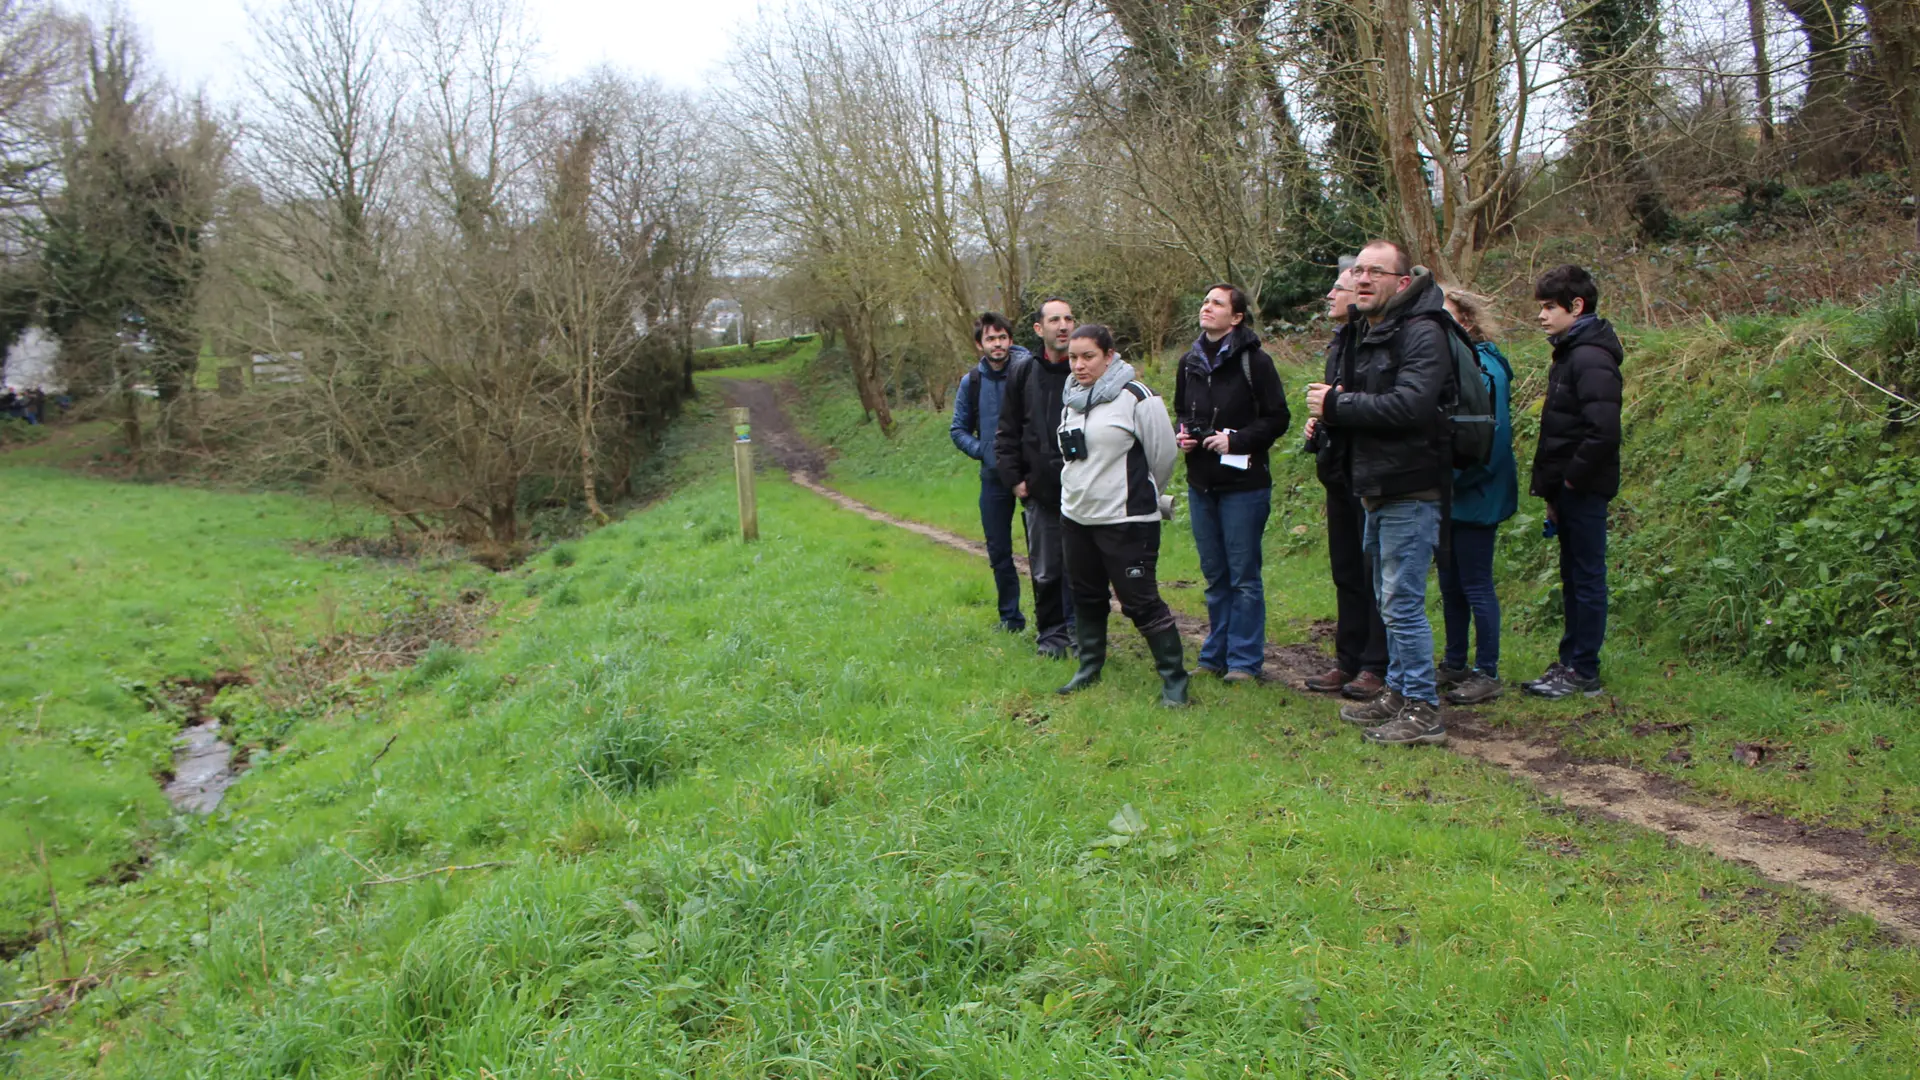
[10,472,1920,1076]
[0,462,480,950]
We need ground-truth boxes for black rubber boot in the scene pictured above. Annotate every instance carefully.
[1057,605,1108,695]
[1144,626,1190,707]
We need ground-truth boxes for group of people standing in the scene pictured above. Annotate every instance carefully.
[950,242,1624,747]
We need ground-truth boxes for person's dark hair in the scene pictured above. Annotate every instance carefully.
[973,311,1014,344]
[1032,296,1072,325]
[1359,239,1411,275]
[1205,282,1250,324]
[1534,264,1600,316]
[1068,324,1114,353]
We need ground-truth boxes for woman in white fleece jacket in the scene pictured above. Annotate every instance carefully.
[1054,324,1189,707]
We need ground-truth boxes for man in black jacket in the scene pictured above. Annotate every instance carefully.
[1524,265,1624,700]
[1304,263,1390,700]
[1174,283,1290,682]
[994,298,1079,659]
[1306,240,1451,747]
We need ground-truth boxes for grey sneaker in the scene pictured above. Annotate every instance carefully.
[1037,641,1071,661]
[1445,670,1504,705]
[1527,669,1603,700]
[1221,669,1259,685]
[1437,664,1471,689]
[1522,662,1571,693]
[1365,700,1447,746]
[1340,689,1405,726]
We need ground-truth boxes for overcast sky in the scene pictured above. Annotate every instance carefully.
[118,0,773,98]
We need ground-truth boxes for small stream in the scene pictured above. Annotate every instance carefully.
[164,718,237,814]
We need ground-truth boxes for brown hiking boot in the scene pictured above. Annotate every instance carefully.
[1364,699,1447,746]
[1340,689,1404,726]
[1341,671,1386,701]
[1304,667,1350,693]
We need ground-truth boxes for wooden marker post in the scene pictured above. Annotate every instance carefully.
[730,406,758,541]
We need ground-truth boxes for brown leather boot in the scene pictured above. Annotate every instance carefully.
[1341,671,1386,701]
[1304,667,1351,693]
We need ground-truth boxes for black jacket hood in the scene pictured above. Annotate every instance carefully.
[1553,317,1625,365]
[1360,267,1445,344]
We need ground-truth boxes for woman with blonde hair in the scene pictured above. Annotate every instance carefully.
[1435,288,1518,705]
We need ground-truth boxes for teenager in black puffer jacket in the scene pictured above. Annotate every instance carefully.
[1524,264,1624,701]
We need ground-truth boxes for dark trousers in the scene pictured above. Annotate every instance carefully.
[1438,522,1500,678]
[1554,489,1610,680]
[1024,498,1073,650]
[1061,518,1176,635]
[979,473,1024,628]
[1324,482,1387,677]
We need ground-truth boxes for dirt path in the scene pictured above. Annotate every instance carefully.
[717,377,1920,942]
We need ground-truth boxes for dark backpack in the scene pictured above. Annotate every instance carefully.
[1414,311,1497,469]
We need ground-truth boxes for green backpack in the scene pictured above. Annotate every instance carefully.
[1417,311,1497,469]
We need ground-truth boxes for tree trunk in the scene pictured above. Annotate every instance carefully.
[1861,0,1920,245]
[1781,0,1855,177]
[120,389,142,468]
[489,502,517,546]
[578,366,609,526]
[1375,0,1447,275]
[1747,0,1776,152]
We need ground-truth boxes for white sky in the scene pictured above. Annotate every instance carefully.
[117,0,773,98]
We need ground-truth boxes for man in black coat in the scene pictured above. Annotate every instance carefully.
[1304,263,1390,700]
[994,298,1079,659]
[1524,264,1624,700]
[1306,240,1451,747]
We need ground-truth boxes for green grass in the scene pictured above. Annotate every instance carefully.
[12,472,1920,1076]
[694,334,821,376]
[781,328,1920,848]
[0,462,478,947]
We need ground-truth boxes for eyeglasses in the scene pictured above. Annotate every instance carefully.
[1350,265,1407,281]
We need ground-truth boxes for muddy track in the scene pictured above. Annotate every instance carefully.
[717,378,1920,942]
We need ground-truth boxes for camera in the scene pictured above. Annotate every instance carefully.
[1057,426,1089,461]
[1183,422,1216,443]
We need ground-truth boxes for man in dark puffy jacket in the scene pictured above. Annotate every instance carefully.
[994,298,1079,659]
[1524,265,1624,700]
[1306,240,1451,747]
[1174,283,1290,682]
[952,312,1032,633]
[1304,263,1390,701]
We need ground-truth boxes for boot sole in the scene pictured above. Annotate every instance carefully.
[1366,730,1449,746]
[1445,688,1504,705]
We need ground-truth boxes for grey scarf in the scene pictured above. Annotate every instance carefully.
[1061,357,1136,414]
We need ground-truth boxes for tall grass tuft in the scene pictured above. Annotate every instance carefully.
[575,711,678,792]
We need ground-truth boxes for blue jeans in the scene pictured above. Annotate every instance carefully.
[1438,523,1499,678]
[979,473,1024,628]
[1554,489,1609,679]
[1189,485,1270,673]
[1363,499,1441,706]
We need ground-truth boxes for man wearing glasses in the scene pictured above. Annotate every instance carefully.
[1305,240,1453,746]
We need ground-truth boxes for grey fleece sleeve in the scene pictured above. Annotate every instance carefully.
[1136,392,1177,495]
